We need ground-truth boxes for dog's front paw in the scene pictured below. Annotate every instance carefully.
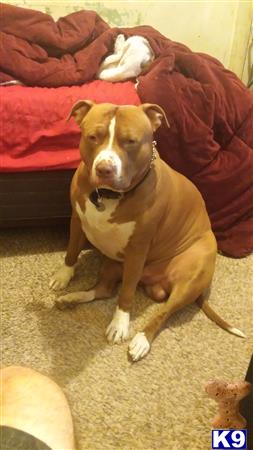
[49,264,75,291]
[106,307,130,344]
[128,332,150,362]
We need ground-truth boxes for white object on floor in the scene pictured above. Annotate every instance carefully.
[97,34,154,82]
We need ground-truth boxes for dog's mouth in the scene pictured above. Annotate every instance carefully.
[91,174,131,193]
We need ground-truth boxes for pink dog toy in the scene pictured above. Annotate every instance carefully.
[205,380,252,429]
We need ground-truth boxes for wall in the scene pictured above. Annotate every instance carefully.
[242,18,253,87]
[2,0,252,81]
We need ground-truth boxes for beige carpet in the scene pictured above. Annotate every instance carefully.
[1,226,253,450]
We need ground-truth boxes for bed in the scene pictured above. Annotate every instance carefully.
[0,80,140,226]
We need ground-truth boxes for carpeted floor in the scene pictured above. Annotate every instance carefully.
[1,226,253,450]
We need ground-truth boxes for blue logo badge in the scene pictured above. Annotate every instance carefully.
[212,430,247,449]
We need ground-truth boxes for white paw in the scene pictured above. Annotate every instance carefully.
[49,264,75,290]
[55,290,95,310]
[128,332,150,362]
[106,307,130,344]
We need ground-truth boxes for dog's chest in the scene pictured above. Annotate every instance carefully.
[76,198,135,261]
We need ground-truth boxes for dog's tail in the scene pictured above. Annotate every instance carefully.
[197,297,246,338]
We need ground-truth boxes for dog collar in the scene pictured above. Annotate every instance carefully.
[89,140,157,211]
[89,189,123,211]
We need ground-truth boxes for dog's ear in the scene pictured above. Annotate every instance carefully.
[67,100,94,125]
[141,103,170,132]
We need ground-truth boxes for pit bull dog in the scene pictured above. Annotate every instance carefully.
[50,101,245,362]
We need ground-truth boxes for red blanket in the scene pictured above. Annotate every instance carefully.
[1,3,253,257]
[0,81,140,171]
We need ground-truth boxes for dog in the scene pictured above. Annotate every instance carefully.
[50,100,245,362]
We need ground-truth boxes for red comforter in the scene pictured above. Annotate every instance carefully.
[0,3,253,257]
[0,81,140,171]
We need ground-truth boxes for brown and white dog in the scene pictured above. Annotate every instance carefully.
[50,101,245,362]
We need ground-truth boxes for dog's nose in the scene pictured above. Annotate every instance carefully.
[96,161,115,177]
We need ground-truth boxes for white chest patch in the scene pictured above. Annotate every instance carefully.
[76,198,135,261]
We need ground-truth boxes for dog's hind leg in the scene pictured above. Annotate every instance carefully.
[128,280,200,361]
[55,258,122,310]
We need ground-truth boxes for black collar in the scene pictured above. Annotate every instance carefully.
[89,141,157,211]
[89,188,122,211]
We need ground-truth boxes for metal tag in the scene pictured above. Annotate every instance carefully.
[96,196,105,212]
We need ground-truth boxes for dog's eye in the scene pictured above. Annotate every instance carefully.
[125,138,137,146]
[87,134,97,143]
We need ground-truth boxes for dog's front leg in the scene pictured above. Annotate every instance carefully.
[49,213,87,290]
[106,241,149,345]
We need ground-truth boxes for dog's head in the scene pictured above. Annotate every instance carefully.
[68,101,169,191]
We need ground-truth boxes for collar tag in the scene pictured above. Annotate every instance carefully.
[96,189,106,211]
[89,188,122,211]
